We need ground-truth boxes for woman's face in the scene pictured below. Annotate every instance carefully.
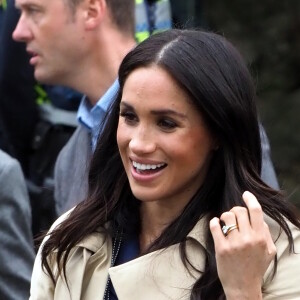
[117,66,217,209]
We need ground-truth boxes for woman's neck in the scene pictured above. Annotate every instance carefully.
[139,202,182,253]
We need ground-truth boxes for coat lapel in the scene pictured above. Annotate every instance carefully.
[109,217,208,300]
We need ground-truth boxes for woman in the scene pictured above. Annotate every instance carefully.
[30,30,300,299]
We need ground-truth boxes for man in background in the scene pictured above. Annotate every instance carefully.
[0,0,81,235]
[13,0,278,219]
[13,0,136,215]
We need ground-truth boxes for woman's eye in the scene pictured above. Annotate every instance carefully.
[120,111,138,124]
[158,119,177,130]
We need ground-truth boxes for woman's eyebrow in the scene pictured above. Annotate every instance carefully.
[120,101,186,119]
[120,101,133,110]
[150,109,187,119]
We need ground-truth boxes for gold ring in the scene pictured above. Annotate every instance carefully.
[222,224,238,236]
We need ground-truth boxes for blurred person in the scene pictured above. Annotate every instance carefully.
[30,29,300,299]
[0,0,82,235]
[0,0,80,176]
[0,150,35,300]
[13,0,136,216]
[0,0,38,171]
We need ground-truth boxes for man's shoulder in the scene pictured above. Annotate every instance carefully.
[0,150,21,176]
[66,125,90,146]
[57,125,91,161]
[54,124,91,179]
[0,149,15,164]
[54,125,91,214]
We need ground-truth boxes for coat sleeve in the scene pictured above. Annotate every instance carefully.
[29,241,55,300]
[0,151,35,300]
[29,210,73,299]
[263,219,300,299]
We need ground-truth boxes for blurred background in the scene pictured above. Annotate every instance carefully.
[170,0,300,208]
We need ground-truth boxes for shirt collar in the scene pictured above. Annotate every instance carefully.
[77,79,120,150]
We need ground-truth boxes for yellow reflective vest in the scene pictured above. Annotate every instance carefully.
[0,0,7,10]
[135,0,172,43]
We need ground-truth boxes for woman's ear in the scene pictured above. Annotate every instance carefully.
[84,0,106,30]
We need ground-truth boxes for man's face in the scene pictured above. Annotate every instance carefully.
[13,0,86,85]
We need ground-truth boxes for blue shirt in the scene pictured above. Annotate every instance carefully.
[77,80,120,151]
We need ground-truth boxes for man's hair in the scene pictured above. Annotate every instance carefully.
[106,0,135,36]
[64,0,84,14]
[66,0,135,36]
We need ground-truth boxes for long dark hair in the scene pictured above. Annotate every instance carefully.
[41,29,300,299]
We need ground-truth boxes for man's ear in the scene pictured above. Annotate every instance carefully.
[84,0,106,30]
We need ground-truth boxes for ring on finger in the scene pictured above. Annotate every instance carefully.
[222,224,239,237]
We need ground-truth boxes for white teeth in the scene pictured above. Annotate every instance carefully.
[132,161,165,170]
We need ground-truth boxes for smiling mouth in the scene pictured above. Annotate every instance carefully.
[132,161,167,174]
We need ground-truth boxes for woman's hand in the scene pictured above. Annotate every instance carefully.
[210,191,276,300]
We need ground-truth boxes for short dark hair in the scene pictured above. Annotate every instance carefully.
[64,0,84,15]
[65,0,135,36]
[106,0,135,36]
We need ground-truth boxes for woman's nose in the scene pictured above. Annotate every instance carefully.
[129,128,156,154]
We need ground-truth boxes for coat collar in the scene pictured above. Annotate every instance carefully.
[74,217,209,300]
[109,217,209,300]
[63,216,209,300]
[186,216,208,247]
[76,216,209,254]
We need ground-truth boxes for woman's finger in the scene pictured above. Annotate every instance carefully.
[242,191,264,231]
[219,211,239,237]
[210,217,226,247]
[229,206,249,234]
[263,222,277,257]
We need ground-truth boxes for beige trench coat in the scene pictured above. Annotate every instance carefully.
[30,211,300,300]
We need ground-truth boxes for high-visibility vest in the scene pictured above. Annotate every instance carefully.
[0,0,7,10]
[35,84,77,127]
[135,0,172,43]
[34,84,51,106]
